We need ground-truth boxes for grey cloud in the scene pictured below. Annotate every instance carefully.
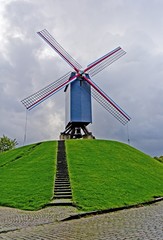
[0,0,163,156]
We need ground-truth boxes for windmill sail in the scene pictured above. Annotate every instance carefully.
[21,29,130,139]
[83,75,131,125]
[85,47,126,77]
[21,72,78,110]
[37,29,82,72]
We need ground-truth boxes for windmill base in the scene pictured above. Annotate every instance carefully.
[60,123,95,140]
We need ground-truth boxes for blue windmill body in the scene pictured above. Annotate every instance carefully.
[21,29,131,139]
[65,73,92,124]
[64,72,92,138]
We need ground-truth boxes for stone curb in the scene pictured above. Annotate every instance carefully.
[60,197,163,222]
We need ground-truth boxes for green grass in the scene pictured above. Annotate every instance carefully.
[0,141,57,210]
[66,139,163,211]
[0,139,163,212]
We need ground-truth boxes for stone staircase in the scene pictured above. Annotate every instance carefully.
[53,140,72,205]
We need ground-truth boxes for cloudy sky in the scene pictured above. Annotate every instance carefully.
[0,0,163,156]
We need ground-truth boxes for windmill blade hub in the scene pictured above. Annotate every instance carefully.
[79,69,85,75]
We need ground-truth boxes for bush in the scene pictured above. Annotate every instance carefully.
[154,156,163,163]
[0,135,18,152]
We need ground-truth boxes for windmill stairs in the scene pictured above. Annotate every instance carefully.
[50,140,73,206]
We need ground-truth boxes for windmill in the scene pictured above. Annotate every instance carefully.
[21,29,131,139]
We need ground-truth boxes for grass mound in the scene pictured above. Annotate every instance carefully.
[66,140,163,211]
[0,139,163,211]
[0,141,57,210]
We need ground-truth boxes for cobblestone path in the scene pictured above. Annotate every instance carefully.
[0,201,163,239]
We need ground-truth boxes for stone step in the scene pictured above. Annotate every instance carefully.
[48,198,72,206]
[55,181,70,184]
[54,195,72,199]
[55,178,70,181]
[55,191,72,195]
[55,186,71,189]
[55,178,70,180]
[54,189,72,193]
[56,177,69,180]
[55,186,71,190]
[55,185,71,189]
[55,183,70,185]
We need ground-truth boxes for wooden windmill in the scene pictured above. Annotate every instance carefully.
[21,29,131,139]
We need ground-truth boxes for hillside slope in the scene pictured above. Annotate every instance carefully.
[66,140,163,211]
[0,141,57,210]
[0,139,162,211]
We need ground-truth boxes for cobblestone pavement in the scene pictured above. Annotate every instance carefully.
[0,201,163,239]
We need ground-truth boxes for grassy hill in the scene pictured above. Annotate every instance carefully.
[67,140,163,211]
[0,139,162,211]
[0,141,57,210]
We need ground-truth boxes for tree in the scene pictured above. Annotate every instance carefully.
[0,135,18,152]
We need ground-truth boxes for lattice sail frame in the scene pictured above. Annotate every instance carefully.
[37,29,82,72]
[87,47,126,77]
[21,29,131,125]
[82,75,131,125]
[22,72,72,110]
